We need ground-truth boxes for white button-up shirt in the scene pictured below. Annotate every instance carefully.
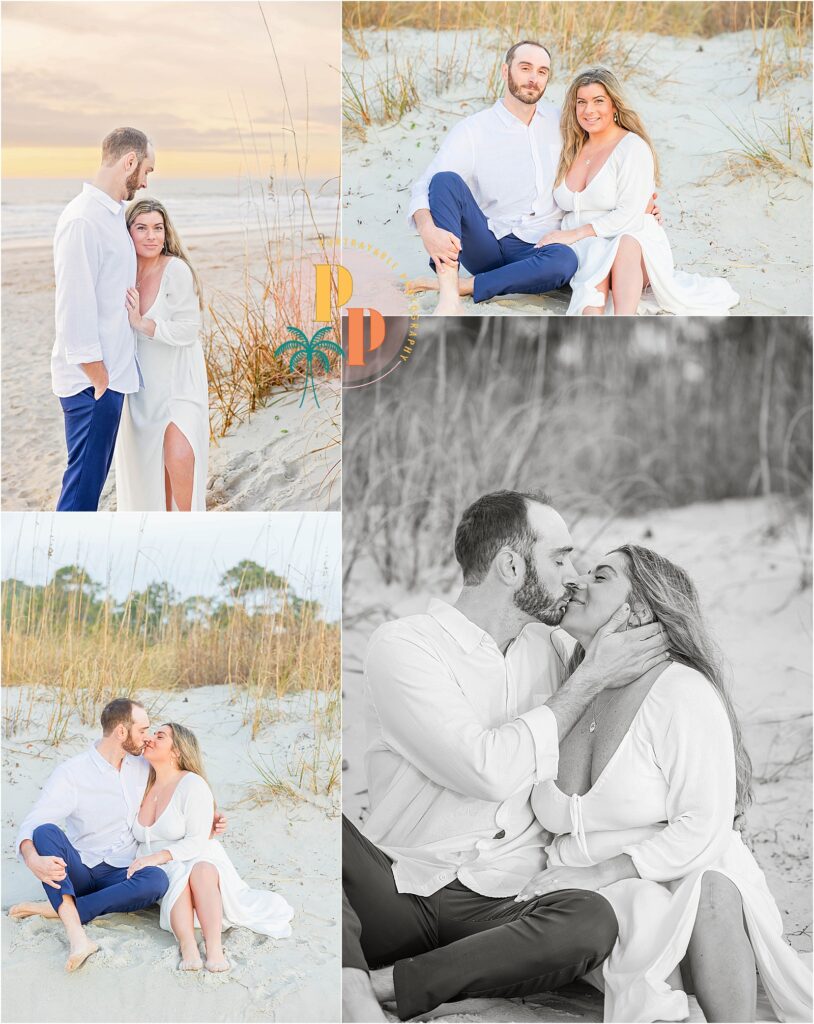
[16,745,148,867]
[362,599,573,899]
[51,183,140,398]
[408,99,564,244]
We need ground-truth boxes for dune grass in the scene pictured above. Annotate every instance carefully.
[342,318,813,590]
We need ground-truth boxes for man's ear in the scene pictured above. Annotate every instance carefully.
[494,547,522,587]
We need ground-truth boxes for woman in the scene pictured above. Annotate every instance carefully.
[524,546,811,1022]
[129,723,294,972]
[539,67,739,316]
[115,199,209,511]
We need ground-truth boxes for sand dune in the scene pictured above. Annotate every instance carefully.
[342,29,813,316]
[342,496,812,1021]
[2,685,340,1023]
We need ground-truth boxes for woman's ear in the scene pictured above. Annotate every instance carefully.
[628,598,654,628]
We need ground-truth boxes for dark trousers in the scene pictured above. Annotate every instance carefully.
[342,816,618,1020]
[427,171,578,303]
[33,823,169,925]
[57,386,124,511]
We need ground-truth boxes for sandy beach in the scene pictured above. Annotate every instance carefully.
[342,29,813,316]
[343,496,812,1021]
[2,684,340,1023]
[0,228,340,513]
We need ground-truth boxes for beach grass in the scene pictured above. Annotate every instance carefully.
[342,319,813,589]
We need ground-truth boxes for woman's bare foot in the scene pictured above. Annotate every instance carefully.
[205,957,230,973]
[9,900,58,920]
[179,938,203,971]
[405,276,440,294]
[65,938,99,972]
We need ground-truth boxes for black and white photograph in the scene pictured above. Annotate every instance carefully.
[341,319,813,1023]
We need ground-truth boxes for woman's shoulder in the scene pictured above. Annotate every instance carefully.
[165,255,194,283]
[618,131,653,165]
[178,771,213,799]
[643,662,728,722]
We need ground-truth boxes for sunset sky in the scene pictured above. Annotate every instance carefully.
[1,1,340,179]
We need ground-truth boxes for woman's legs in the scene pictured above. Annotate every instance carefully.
[170,883,202,969]
[685,871,756,1022]
[163,422,195,512]
[582,274,610,315]
[189,862,227,971]
[609,235,645,315]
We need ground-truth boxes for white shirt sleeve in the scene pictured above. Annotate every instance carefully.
[590,134,655,239]
[150,260,202,348]
[407,120,477,229]
[54,218,104,364]
[622,671,737,881]
[16,763,78,858]
[162,774,215,863]
[366,625,559,803]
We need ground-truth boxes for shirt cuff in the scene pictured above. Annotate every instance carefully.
[518,705,559,782]
[64,345,104,365]
[406,193,430,230]
[16,828,34,861]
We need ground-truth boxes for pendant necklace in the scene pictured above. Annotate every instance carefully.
[589,693,616,733]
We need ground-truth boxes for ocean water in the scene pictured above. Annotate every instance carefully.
[1,177,339,245]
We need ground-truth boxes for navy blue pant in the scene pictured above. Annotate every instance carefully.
[427,171,578,303]
[33,823,168,925]
[57,386,124,511]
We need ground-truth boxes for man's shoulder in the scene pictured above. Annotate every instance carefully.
[369,611,440,649]
[55,196,99,238]
[50,747,96,780]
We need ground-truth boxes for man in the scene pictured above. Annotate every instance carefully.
[343,491,670,1021]
[52,127,155,511]
[10,698,225,972]
[407,41,657,314]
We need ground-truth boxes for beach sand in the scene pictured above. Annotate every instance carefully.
[0,229,340,512]
[2,684,340,1023]
[342,29,813,317]
[343,496,812,1021]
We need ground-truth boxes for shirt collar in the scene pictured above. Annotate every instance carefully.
[492,98,545,129]
[427,598,491,655]
[82,182,126,215]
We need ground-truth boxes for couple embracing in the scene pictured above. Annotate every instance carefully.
[52,128,208,512]
[408,41,739,316]
[10,699,293,972]
[342,491,811,1023]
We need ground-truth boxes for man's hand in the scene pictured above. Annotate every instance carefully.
[80,360,109,401]
[24,851,67,890]
[582,604,669,690]
[645,191,663,225]
[211,813,227,838]
[415,211,461,269]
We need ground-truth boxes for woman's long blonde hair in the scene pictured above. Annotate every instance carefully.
[565,544,752,813]
[143,722,212,801]
[555,66,661,187]
[125,198,203,309]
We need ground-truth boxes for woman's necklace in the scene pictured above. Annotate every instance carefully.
[589,693,616,733]
[136,259,162,290]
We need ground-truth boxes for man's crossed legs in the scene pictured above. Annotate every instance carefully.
[11,823,168,971]
[342,817,617,1021]
[410,171,578,313]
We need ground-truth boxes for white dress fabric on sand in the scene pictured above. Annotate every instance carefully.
[115,256,209,511]
[552,132,740,316]
[132,772,294,938]
[532,665,812,1024]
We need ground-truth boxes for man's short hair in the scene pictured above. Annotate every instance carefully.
[101,127,150,166]
[454,489,553,586]
[505,40,551,67]
[100,698,144,735]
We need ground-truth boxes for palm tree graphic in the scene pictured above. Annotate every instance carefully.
[274,326,342,408]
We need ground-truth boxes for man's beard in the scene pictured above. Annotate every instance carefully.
[507,67,545,106]
[122,732,144,756]
[124,165,141,201]
[513,560,568,626]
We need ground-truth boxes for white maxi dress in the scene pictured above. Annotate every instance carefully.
[115,256,209,511]
[132,772,294,939]
[531,665,812,1023]
[552,132,740,316]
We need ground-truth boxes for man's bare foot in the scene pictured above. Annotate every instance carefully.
[433,296,466,315]
[405,276,440,294]
[369,964,396,1003]
[9,900,58,920]
[179,938,203,970]
[342,967,388,1022]
[65,939,99,972]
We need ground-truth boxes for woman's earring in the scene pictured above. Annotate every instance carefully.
[613,112,619,124]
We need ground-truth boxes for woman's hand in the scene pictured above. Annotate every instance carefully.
[536,226,592,248]
[127,854,161,879]
[211,813,227,838]
[514,863,607,902]
[126,287,144,330]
